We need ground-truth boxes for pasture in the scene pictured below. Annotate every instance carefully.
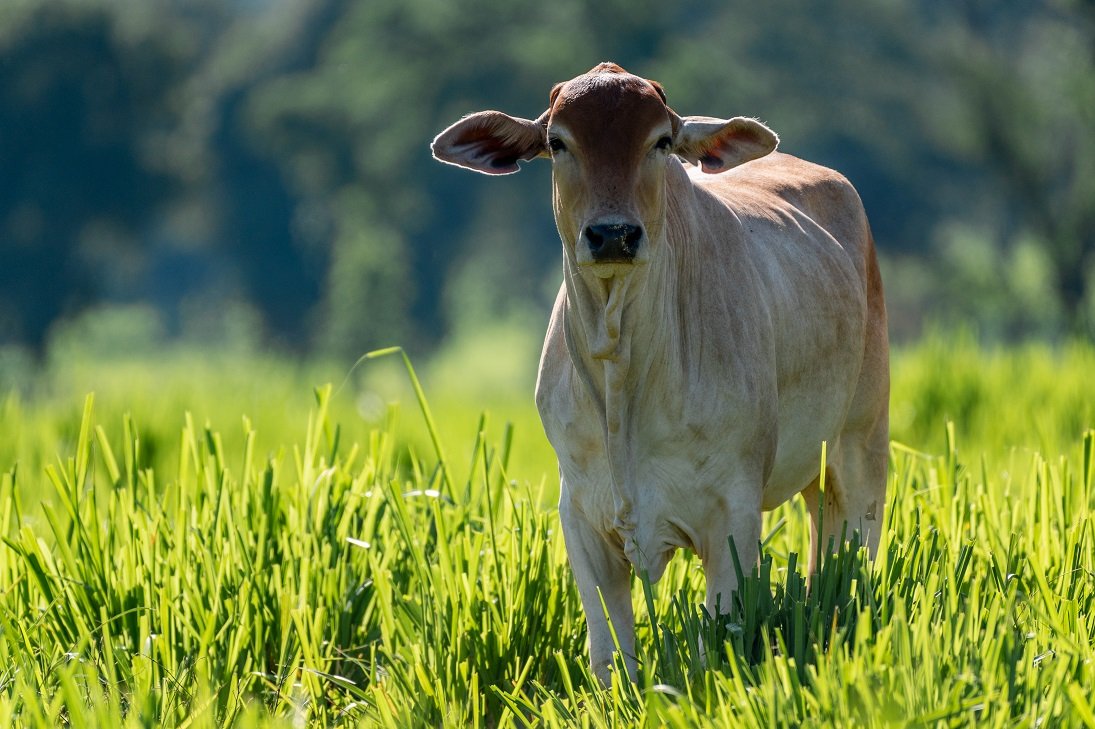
[1,332,1094,727]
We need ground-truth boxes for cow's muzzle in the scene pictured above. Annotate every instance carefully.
[583,223,643,263]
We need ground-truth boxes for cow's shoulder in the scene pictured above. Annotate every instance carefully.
[711,153,859,209]
[696,152,870,253]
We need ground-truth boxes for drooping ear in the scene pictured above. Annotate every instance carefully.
[431,111,547,175]
[673,116,779,174]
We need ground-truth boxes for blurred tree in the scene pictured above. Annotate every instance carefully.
[0,0,334,350]
[0,2,192,347]
[926,0,1095,335]
[2,0,1093,353]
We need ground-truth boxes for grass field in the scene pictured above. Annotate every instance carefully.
[1,331,1093,727]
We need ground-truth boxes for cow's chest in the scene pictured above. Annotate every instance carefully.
[540,366,754,571]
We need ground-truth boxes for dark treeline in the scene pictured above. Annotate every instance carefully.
[1,0,1092,357]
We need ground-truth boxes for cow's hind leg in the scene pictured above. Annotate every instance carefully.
[559,493,636,684]
[801,235,891,570]
[801,420,888,574]
[803,275,889,573]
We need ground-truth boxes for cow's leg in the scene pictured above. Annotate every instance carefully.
[804,258,889,570]
[559,493,636,684]
[698,492,762,620]
[693,493,761,670]
[801,421,888,573]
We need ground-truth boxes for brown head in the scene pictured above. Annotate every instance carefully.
[432,63,778,277]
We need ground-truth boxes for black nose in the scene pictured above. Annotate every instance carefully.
[584,223,643,262]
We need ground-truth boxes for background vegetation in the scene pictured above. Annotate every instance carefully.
[2,0,1094,726]
[2,0,1094,364]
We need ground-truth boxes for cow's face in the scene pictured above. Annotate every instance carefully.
[432,63,779,277]
[543,67,674,275]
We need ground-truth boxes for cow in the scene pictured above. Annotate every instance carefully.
[431,62,889,684]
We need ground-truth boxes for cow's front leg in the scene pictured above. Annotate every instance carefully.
[559,492,636,684]
[698,493,761,624]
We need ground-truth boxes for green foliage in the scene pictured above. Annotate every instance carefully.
[0,336,1093,726]
[890,329,1095,455]
[3,0,1094,349]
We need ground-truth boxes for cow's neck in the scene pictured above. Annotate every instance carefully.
[560,170,711,540]
[561,229,685,535]
[562,262,676,399]
[561,172,701,416]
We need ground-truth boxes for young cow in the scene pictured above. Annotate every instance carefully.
[432,62,889,684]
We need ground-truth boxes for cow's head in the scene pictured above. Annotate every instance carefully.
[432,63,778,277]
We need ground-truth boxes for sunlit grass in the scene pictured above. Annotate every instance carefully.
[0,332,1093,726]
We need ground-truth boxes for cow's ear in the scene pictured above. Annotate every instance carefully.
[673,116,778,174]
[431,111,546,175]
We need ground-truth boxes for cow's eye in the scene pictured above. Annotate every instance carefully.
[548,137,567,153]
[655,135,673,151]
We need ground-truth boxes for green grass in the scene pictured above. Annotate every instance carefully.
[0,332,1093,726]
